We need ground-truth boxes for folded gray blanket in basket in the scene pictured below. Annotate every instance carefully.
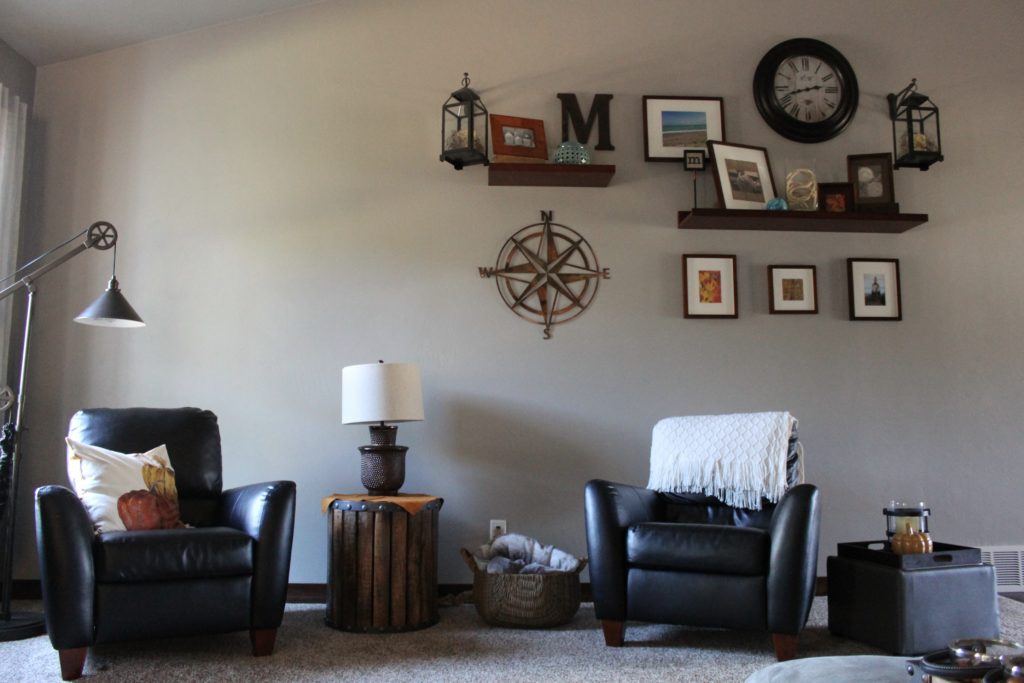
[476,533,581,574]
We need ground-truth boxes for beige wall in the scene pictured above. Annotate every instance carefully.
[0,36,35,104]
[16,0,1024,583]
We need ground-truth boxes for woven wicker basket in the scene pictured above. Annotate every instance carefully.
[459,547,587,628]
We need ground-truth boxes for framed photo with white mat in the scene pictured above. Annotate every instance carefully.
[708,141,777,209]
[847,258,901,320]
[682,254,737,318]
[768,265,818,314]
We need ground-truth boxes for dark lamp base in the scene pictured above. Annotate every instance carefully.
[358,445,407,495]
[0,610,46,641]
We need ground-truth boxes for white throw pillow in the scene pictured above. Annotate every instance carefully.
[66,438,184,533]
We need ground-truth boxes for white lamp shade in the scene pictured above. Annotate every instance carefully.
[342,362,424,424]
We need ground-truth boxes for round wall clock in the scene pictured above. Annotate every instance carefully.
[753,38,859,143]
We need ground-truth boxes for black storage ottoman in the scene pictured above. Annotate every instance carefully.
[827,554,999,655]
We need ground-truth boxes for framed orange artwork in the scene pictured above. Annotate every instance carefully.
[682,254,737,318]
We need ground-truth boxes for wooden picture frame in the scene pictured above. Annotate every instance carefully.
[708,141,776,210]
[818,182,854,213]
[768,265,818,314]
[643,96,724,162]
[847,258,902,321]
[683,254,737,318]
[489,114,548,161]
[847,153,896,210]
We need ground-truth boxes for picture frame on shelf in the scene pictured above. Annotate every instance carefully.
[643,96,724,162]
[847,258,901,321]
[818,182,854,213]
[708,141,776,210]
[683,254,737,318]
[768,265,818,314]
[847,153,896,211]
[489,114,549,161]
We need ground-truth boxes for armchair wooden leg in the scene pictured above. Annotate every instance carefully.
[771,633,799,661]
[601,619,625,646]
[58,647,88,681]
[250,628,277,656]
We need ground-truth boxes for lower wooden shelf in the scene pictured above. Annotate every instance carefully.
[677,208,928,233]
[488,162,615,187]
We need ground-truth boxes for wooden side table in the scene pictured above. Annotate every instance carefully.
[323,494,443,632]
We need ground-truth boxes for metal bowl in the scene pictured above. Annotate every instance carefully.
[950,638,1024,666]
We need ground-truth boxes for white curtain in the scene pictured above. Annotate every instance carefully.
[0,81,28,396]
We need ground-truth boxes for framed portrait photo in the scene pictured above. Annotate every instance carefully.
[643,96,724,162]
[768,265,818,314]
[708,141,776,210]
[847,153,896,211]
[847,258,901,321]
[682,254,737,318]
[489,114,548,161]
[818,182,854,213]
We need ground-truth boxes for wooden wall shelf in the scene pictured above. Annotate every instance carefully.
[677,208,928,234]
[488,163,616,187]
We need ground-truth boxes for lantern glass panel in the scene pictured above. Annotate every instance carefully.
[440,77,489,169]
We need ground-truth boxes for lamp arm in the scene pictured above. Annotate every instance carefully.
[0,222,118,302]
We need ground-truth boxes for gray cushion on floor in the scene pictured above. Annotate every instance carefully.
[744,655,909,683]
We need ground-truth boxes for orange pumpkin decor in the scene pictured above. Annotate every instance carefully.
[116,461,183,530]
[891,521,933,555]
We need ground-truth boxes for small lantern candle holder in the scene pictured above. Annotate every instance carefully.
[887,79,943,171]
[884,500,931,539]
[441,72,489,170]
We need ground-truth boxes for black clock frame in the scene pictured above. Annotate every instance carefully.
[753,38,859,144]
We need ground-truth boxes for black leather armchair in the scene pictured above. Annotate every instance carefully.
[35,407,296,680]
[584,453,820,661]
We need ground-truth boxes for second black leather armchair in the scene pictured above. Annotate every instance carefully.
[584,474,820,661]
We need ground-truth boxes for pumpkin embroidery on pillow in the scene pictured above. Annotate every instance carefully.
[116,459,184,530]
[66,438,185,532]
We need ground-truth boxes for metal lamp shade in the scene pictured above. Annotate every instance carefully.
[74,277,145,328]
[342,362,424,425]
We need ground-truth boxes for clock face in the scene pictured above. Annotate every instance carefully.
[772,55,843,123]
[754,38,859,143]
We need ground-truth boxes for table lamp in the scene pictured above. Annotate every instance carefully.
[341,361,423,495]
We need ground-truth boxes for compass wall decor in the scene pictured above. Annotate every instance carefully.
[479,211,610,339]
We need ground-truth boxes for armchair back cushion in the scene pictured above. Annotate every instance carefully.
[69,407,223,526]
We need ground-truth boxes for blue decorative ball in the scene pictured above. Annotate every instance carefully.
[766,197,789,211]
[554,141,591,165]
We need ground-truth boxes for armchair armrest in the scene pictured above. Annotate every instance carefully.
[766,483,821,634]
[35,485,96,649]
[584,479,661,620]
[219,480,296,629]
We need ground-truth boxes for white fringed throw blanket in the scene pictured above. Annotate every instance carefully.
[647,412,798,510]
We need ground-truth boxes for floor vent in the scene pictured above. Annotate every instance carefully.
[980,546,1024,591]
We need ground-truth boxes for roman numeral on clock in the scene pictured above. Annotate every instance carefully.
[822,73,834,81]
[789,103,801,117]
[825,86,838,93]
[801,57,809,70]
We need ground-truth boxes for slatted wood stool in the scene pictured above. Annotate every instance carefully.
[323,494,442,632]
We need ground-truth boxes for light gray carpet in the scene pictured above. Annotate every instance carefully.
[3,597,1024,682]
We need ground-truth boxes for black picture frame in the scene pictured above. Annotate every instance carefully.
[847,258,902,321]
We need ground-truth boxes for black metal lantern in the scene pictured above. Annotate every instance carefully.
[440,72,489,170]
[887,79,943,171]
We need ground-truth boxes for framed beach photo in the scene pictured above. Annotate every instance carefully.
[489,114,548,161]
[708,141,776,210]
[847,153,896,211]
[818,182,854,213]
[682,254,737,318]
[643,96,724,162]
[847,258,901,320]
[768,265,818,314]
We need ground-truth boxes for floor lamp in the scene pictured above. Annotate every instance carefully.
[0,221,144,641]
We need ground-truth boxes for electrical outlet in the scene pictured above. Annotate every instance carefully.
[489,519,506,541]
